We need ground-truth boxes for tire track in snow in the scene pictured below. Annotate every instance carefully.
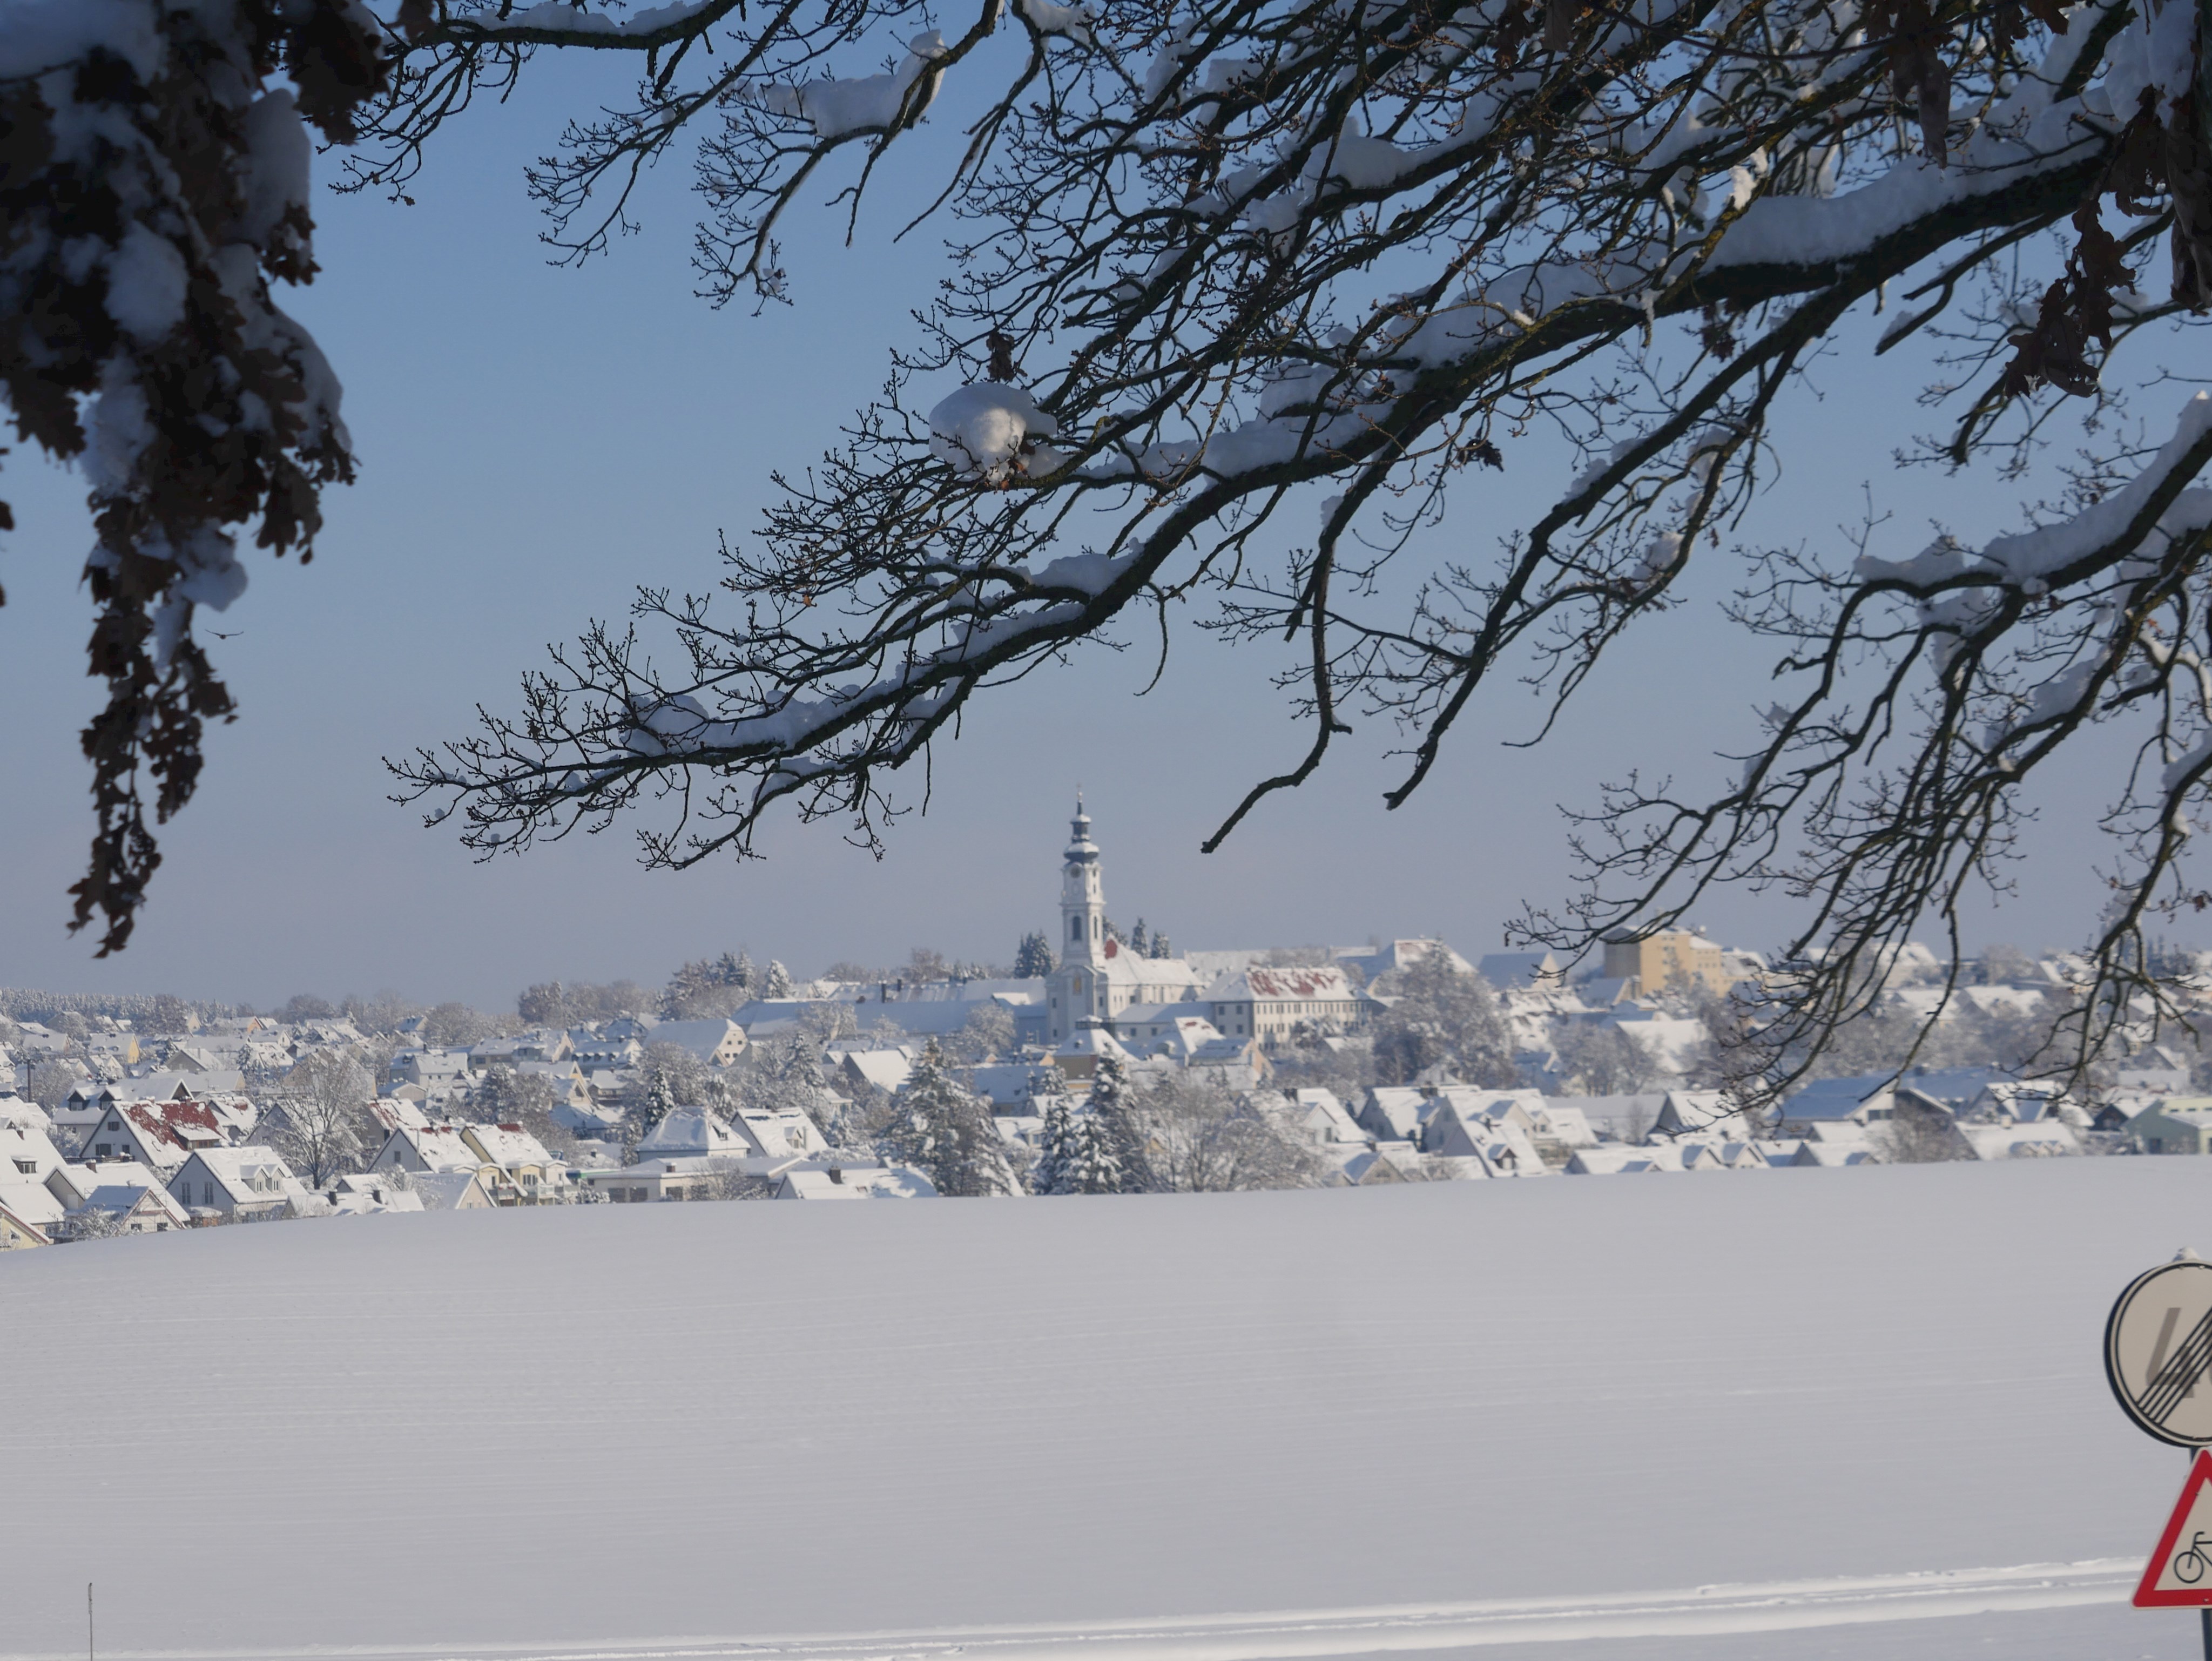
[62,1559,2139,1661]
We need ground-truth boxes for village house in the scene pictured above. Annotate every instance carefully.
[74,1177,192,1233]
[457,1124,563,1203]
[320,1174,427,1216]
[0,1175,64,1246]
[640,1018,750,1066]
[1774,1076,1898,1138]
[635,1109,751,1162]
[166,1147,309,1222]
[2127,1097,2212,1154]
[1600,929,1739,998]
[408,1169,501,1210]
[369,1125,491,1177]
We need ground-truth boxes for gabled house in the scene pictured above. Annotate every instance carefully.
[0,1180,62,1247]
[1650,1090,1732,1139]
[0,1123,70,1186]
[167,1147,308,1221]
[367,1097,434,1135]
[642,1018,749,1066]
[731,1107,827,1158]
[1331,1143,1430,1185]
[72,1178,191,1233]
[773,1165,935,1199]
[369,1126,489,1176]
[1422,1092,1547,1168]
[407,1169,500,1211]
[1285,1089,1367,1145]
[2127,1097,2212,1154]
[841,1048,915,1096]
[1566,1145,1682,1174]
[457,1123,562,1204]
[1775,1075,1897,1137]
[320,1173,427,1215]
[1354,1086,1433,1143]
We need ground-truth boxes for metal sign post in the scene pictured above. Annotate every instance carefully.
[2107,1255,2212,1661]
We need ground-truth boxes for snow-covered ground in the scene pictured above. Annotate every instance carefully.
[4,1160,2209,1661]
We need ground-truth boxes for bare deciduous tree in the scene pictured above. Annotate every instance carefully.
[30,0,2212,1102]
[1142,1076,1320,1192]
[270,1049,378,1186]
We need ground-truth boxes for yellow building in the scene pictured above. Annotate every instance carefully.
[1601,930,1735,998]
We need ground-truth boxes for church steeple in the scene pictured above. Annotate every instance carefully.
[1061,793,1107,969]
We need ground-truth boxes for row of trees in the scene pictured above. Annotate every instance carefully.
[886,1049,1320,1198]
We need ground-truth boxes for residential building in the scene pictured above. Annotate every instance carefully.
[2128,1097,2212,1154]
[1600,929,1737,997]
[166,1147,309,1221]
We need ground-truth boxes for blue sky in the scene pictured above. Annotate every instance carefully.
[0,48,2162,1010]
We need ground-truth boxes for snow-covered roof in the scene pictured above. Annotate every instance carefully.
[0,1177,66,1229]
[1779,1075,1894,1121]
[0,1096,52,1132]
[842,1049,915,1093]
[178,1146,302,1201]
[635,1109,747,1160]
[1476,951,1565,989]
[1202,965,1360,1003]
[461,1124,554,1170]
[82,1180,191,1224]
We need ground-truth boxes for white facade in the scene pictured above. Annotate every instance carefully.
[1046,802,1205,1043]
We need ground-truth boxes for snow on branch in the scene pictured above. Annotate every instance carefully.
[1,0,387,953]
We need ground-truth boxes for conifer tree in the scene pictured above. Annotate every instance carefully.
[763,961,795,998]
[1033,1092,1077,1197]
[1013,932,1056,979]
[1063,1104,1125,1196]
[881,1040,1021,1197]
[1084,1054,1148,1194]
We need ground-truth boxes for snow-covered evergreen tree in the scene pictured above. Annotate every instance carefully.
[1084,1055,1148,1193]
[763,960,795,998]
[1013,932,1055,979]
[1036,1093,1123,1196]
[1129,919,1149,955]
[881,1040,1020,1197]
[1149,934,1173,961]
[1033,1093,1075,1196]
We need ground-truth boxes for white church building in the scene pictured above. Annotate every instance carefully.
[1044,801,1370,1049]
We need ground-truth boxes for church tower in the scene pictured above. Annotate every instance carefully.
[1061,796,1107,968]
[1051,797,1112,1043]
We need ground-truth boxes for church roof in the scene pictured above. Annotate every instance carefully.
[1203,965,1360,1002]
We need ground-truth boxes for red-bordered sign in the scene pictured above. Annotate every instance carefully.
[2136,1451,2212,1606]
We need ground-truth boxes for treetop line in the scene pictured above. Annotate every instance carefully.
[6,0,2212,1098]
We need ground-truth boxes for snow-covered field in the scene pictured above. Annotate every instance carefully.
[4,1160,2210,1661]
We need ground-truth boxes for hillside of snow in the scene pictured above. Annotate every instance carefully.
[4,1160,2211,1661]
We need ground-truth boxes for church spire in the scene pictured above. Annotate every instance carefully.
[1061,793,1106,969]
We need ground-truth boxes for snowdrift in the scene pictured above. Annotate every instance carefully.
[2,1160,2207,1661]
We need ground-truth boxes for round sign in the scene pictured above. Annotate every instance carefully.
[2108,1258,2212,1447]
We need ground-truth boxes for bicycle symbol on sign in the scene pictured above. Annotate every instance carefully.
[2173,1532,2212,1584]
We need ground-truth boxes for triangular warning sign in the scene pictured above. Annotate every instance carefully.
[2137,1452,2212,1605]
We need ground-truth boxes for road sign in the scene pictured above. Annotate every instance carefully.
[2108,1258,2212,1447]
[2139,1453,2212,1605]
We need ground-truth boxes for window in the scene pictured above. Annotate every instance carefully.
[1070,917,1082,942]
[95,1143,111,1158]
[11,1160,31,1174]
[630,1187,647,1203]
